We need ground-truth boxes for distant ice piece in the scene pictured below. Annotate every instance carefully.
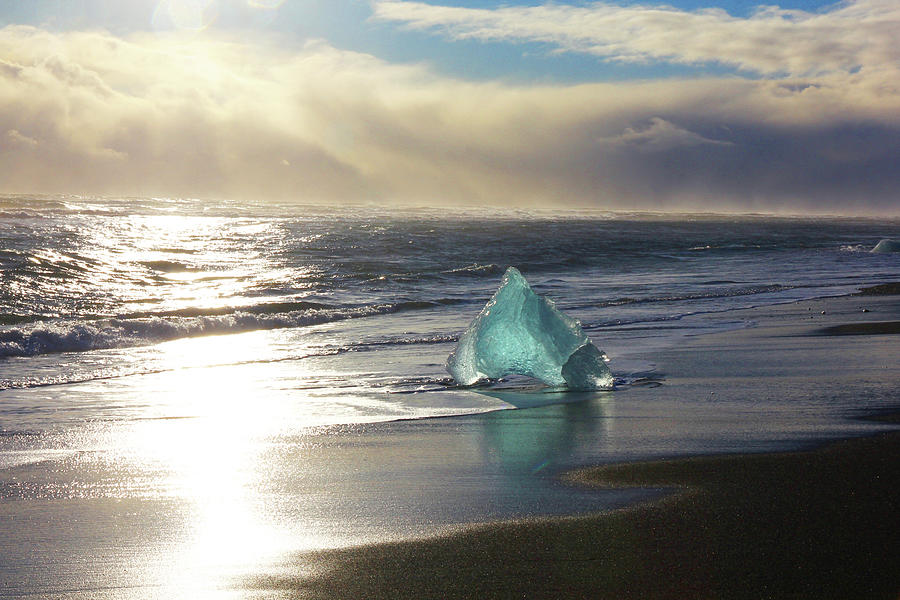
[447,267,613,391]
[872,239,900,253]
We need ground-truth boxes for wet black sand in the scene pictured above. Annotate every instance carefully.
[249,428,900,599]
[246,290,900,600]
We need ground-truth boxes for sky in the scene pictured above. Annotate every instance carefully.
[1,0,898,214]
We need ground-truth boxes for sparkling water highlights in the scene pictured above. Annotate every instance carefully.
[2,195,900,596]
[2,195,899,415]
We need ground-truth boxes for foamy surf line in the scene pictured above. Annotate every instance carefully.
[0,335,459,391]
[0,300,462,358]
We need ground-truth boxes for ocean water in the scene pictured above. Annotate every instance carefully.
[1,194,898,433]
[3,195,900,595]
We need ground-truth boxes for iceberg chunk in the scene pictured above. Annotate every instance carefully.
[447,267,613,390]
[872,239,900,253]
[561,342,612,391]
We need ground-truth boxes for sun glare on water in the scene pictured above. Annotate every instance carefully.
[67,208,331,592]
[117,334,307,594]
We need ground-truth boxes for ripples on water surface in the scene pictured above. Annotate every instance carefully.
[1,194,899,425]
[3,195,900,597]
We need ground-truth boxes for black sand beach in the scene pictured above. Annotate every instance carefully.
[2,292,898,599]
[246,292,900,600]
[250,429,900,600]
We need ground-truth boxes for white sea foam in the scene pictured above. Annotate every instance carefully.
[0,302,443,358]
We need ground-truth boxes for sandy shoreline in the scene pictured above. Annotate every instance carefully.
[2,290,898,599]
[245,291,900,599]
[248,429,900,600]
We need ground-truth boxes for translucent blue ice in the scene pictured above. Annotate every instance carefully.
[872,239,900,253]
[447,267,613,391]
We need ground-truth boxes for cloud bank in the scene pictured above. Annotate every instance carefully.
[1,19,899,213]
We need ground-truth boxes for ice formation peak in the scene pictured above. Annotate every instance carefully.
[447,267,613,391]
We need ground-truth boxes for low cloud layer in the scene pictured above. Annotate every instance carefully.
[1,22,899,213]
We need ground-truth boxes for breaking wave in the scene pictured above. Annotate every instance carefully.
[0,300,456,359]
